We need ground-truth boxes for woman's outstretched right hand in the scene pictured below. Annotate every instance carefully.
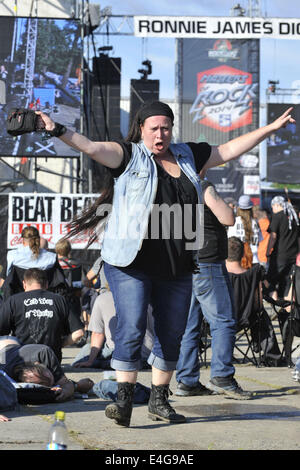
[35,110,56,132]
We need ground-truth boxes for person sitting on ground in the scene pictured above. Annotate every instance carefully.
[0,336,93,402]
[0,268,84,362]
[81,256,108,336]
[6,226,57,276]
[225,236,248,275]
[54,238,86,345]
[84,256,109,293]
[226,236,282,366]
[55,238,84,289]
[73,288,154,369]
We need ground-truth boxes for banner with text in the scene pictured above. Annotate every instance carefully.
[7,193,101,250]
[134,16,300,39]
[180,38,260,203]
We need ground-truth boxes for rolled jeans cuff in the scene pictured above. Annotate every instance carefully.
[111,358,142,371]
[147,352,177,371]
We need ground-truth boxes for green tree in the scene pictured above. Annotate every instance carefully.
[35,19,81,83]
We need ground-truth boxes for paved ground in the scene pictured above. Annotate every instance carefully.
[0,319,300,454]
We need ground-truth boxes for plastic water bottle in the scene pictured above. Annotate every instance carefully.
[46,411,68,450]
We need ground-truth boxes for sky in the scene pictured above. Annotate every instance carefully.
[89,0,300,101]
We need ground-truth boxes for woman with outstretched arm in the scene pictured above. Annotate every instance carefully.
[32,103,295,427]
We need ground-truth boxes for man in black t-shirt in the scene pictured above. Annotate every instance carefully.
[266,196,300,298]
[176,181,253,400]
[0,268,84,362]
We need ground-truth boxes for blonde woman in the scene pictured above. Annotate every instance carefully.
[227,195,262,267]
[6,226,56,275]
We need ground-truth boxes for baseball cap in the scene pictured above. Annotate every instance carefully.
[238,195,253,210]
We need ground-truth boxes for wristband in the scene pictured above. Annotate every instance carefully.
[45,122,67,138]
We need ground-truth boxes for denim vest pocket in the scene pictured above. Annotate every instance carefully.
[127,170,150,194]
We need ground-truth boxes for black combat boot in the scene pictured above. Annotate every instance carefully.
[148,384,186,424]
[105,382,135,427]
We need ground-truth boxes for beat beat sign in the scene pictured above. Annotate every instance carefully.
[7,193,99,249]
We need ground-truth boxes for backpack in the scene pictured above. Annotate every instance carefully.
[6,108,38,136]
[0,370,18,411]
[16,383,58,404]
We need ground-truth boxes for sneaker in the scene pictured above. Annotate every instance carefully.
[176,381,213,397]
[206,376,254,400]
[291,368,300,383]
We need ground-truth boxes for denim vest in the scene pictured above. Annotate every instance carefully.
[101,141,203,266]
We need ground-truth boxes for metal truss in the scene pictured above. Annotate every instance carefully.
[24,17,38,103]
[93,9,134,37]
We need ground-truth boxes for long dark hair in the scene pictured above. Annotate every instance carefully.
[236,207,253,244]
[65,169,114,246]
[126,111,143,143]
[65,101,174,246]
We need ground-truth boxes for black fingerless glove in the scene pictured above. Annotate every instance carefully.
[45,122,67,138]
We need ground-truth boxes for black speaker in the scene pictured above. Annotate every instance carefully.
[93,55,121,86]
[90,55,121,141]
[83,4,100,36]
[129,79,160,126]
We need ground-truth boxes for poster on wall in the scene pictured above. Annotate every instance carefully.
[180,38,260,203]
[7,193,101,250]
[0,16,81,158]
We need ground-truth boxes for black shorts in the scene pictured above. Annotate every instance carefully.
[267,258,294,297]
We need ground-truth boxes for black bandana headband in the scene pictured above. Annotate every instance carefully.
[138,101,174,124]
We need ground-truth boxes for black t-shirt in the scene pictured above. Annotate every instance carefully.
[267,210,299,264]
[58,257,85,288]
[228,264,263,328]
[196,180,228,263]
[107,141,211,279]
[0,289,82,362]
[0,343,64,383]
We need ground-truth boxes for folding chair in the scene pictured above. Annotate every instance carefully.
[198,319,211,368]
[228,264,281,367]
[264,264,300,367]
[2,261,67,300]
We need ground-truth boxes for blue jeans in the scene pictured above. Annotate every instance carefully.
[72,343,113,368]
[93,380,151,404]
[176,262,236,385]
[104,263,192,372]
